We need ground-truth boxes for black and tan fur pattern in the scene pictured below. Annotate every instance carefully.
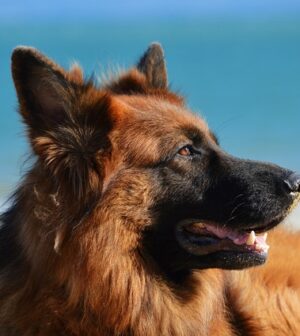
[0,43,300,335]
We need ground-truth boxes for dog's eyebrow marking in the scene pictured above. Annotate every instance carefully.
[184,128,205,146]
[183,127,219,147]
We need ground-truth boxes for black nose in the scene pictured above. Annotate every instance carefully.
[284,172,300,193]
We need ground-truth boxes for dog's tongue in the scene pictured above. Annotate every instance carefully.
[187,222,269,253]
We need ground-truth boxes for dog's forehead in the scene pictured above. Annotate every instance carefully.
[114,95,210,136]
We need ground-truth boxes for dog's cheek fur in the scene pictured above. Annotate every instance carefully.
[39,169,156,332]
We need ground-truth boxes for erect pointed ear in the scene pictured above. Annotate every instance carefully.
[11,47,113,205]
[11,46,74,132]
[137,42,168,89]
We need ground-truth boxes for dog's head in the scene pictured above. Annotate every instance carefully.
[11,44,300,279]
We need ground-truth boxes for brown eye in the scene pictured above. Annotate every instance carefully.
[178,145,193,157]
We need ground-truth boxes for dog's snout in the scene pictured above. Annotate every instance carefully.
[284,172,300,193]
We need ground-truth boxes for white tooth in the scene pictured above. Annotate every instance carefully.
[263,233,268,240]
[246,231,256,245]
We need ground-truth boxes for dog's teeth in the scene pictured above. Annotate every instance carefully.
[246,231,256,245]
[263,233,268,240]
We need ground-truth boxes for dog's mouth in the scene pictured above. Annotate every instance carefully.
[174,195,300,270]
[176,219,271,258]
[144,192,298,272]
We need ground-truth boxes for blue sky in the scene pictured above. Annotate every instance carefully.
[1,0,300,22]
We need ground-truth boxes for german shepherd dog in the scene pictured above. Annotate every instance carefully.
[0,43,300,335]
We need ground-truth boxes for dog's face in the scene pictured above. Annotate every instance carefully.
[11,44,300,279]
[115,94,299,274]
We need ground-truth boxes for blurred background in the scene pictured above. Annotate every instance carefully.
[1,0,300,224]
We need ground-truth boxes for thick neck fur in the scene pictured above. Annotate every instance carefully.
[0,169,231,336]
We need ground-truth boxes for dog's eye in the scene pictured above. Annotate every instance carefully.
[177,145,195,157]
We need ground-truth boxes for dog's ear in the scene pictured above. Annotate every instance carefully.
[137,42,168,89]
[11,46,74,132]
[105,43,168,95]
[11,47,112,203]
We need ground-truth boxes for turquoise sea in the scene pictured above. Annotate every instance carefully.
[1,18,300,201]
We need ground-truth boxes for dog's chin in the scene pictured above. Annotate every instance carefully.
[192,251,267,270]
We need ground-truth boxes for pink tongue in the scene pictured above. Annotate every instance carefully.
[203,224,269,253]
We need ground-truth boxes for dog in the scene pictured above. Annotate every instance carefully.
[0,43,300,335]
